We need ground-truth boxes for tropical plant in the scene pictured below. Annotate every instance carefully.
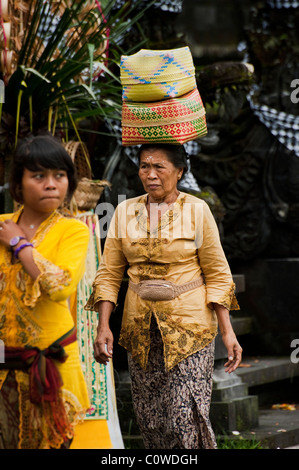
[0,0,153,209]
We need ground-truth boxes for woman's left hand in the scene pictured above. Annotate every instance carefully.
[221,331,243,373]
[0,219,27,247]
[213,303,243,373]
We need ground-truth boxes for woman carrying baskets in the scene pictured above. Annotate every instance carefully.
[86,143,242,449]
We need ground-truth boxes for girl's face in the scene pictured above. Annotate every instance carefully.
[20,167,69,214]
[138,149,183,203]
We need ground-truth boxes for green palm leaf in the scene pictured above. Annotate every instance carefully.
[1,0,155,145]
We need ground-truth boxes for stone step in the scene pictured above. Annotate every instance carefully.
[123,409,299,449]
[123,410,299,450]
[211,362,259,432]
[115,356,299,448]
[210,394,259,433]
[230,355,299,448]
[223,408,299,449]
[235,356,299,387]
[210,354,299,434]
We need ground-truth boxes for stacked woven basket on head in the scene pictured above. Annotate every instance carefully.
[120,47,208,146]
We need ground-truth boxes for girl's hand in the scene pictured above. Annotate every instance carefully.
[0,219,27,247]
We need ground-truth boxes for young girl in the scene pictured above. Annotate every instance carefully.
[0,135,90,449]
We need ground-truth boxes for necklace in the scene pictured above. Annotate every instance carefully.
[29,224,35,229]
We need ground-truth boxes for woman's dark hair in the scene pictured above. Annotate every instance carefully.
[137,143,188,177]
[9,134,77,203]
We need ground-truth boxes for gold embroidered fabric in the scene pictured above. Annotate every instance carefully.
[86,192,239,371]
[0,208,90,448]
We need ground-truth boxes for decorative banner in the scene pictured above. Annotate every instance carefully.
[71,212,124,449]
[249,99,299,157]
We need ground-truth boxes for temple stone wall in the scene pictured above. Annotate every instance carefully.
[177,0,252,62]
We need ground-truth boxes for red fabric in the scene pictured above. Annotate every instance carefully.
[3,328,77,404]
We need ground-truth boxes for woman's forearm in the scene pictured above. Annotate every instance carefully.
[213,302,243,373]
[213,303,234,335]
[16,245,41,280]
[96,300,115,328]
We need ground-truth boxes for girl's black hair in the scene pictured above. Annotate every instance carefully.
[137,143,188,176]
[9,134,77,203]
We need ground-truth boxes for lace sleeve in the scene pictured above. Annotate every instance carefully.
[23,220,89,307]
[23,249,72,307]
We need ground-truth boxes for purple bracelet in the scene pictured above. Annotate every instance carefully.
[14,242,34,259]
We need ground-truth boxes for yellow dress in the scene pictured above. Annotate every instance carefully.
[86,192,239,371]
[0,208,90,449]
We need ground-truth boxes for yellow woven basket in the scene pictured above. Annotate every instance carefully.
[74,178,111,211]
[120,47,196,102]
[63,140,92,180]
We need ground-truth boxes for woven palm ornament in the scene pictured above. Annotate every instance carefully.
[120,47,196,102]
[122,88,207,146]
[63,141,110,211]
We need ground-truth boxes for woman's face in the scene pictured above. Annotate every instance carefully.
[20,167,69,214]
[139,149,183,203]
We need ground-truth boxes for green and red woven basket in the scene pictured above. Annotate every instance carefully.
[120,47,208,146]
[122,88,207,146]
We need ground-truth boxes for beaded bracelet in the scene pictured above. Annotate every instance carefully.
[14,242,34,259]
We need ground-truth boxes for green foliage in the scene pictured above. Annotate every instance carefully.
[217,434,263,449]
[0,0,154,150]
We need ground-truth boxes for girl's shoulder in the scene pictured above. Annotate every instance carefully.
[55,214,90,234]
[0,213,14,222]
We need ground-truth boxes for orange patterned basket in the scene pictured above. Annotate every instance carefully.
[121,88,207,146]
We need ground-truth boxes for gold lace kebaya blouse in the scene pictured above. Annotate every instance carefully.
[0,208,90,449]
[86,192,239,371]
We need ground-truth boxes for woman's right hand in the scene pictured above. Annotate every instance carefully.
[93,326,114,365]
[0,219,27,247]
[93,301,114,365]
